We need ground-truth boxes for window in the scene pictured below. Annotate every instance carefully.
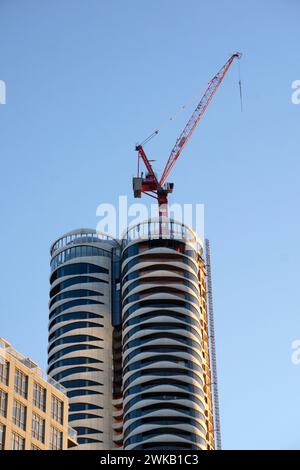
[49,289,103,308]
[14,369,28,398]
[48,344,102,365]
[11,432,25,450]
[0,390,7,417]
[33,383,46,412]
[31,444,41,450]
[50,276,107,298]
[77,437,102,445]
[0,359,9,385]
[13,400,27,430]
[48,334,101,354]
[50,426,63,450]
[31,413,45,443]
[49,299,103,320]
[53,366,100,382]
[51,396,63,424]
[48,356,102,374]
[49,321,103,342]
[0,424,5,450]
[50,262,108,284]
[50,245,111,271]
[69,402,103,412]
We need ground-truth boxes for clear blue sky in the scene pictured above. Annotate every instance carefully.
[0,0,299,449]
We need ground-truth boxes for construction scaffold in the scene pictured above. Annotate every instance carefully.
[205,238,222,450]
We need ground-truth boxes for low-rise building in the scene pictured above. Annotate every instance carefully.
[0,338,77,450]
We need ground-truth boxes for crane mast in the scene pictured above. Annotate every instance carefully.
[133,52,242,216]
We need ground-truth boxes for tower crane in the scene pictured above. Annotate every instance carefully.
[132,52,242,216]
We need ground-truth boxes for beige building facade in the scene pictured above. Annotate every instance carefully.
[0,338,77,450]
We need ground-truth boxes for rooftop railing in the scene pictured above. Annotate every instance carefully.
[122,218,202,252]
[51,229,119,256]
[0,339,66,395]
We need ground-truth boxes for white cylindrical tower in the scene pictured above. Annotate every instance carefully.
[48,229,119,449]
[121,220,215,450]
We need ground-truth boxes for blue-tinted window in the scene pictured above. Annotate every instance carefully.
[48,344,103,365]
[61,379,103,388]
[51,245,111,272]
[123,368,204,391]
[124,391,205,415]
[49,321,103,342]
[122,266,198,285]
[73,427,102,435]
[124,403,206,423]
[50,289,103,308]
[48,356,102,374]
[69,413,101,421]
[77,437,103,444]
[123,299,199,322]
[123,343,203,368]
[123,355,202,376]
[122,253,197,276]
[50,263,108,284]
[124,427,206,447]
[50,276,108,298]
[124,379,204,400]
[123,277,199,298]
[123,331,202,353]
[52,366,102,382]
[69,403,103,412]
[124,416,206,440]
[49,311,103,330]
[48,335,102,354]
[49,299,103,320]
[123,310,200,331]
[67,389,102,399]
[123,322,202,345]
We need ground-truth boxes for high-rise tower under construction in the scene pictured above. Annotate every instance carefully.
[48,220,218,450]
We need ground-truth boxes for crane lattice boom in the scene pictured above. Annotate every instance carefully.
[160,52,241,186]
[133,52,242,216]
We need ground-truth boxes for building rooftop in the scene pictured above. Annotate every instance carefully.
[0,337,67,396]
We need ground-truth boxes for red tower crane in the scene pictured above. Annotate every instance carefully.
[133,52,242,216]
